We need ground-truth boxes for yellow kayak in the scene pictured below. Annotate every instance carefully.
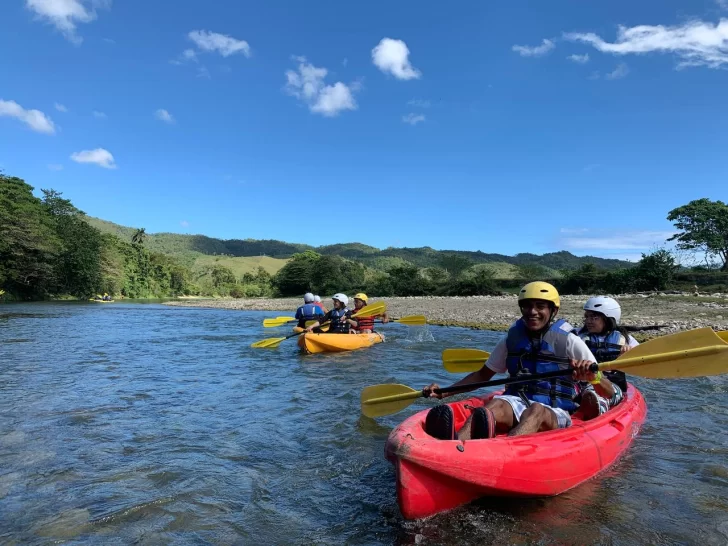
[297,332,384,354]
[292,325,330,334]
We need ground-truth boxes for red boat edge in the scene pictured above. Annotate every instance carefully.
[385,385,647,520]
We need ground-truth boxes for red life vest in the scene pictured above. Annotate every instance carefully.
[353,309,375,332]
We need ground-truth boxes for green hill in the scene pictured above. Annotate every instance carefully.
[84,216,633,279]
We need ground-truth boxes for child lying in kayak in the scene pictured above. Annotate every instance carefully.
[423,282,618,440]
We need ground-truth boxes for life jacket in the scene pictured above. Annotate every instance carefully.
[505,318,578,412]
[296,303,322,328]
[327,307,351,334]
[576,327,629,391]
[352,308,375,332]
[314,302,327,312]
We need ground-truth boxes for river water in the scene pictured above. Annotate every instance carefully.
[1,302,727,545]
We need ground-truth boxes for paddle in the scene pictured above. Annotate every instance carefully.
[263,316,296,327]
[251,302,387,348]
[442,349,491,373]
[361,327,728,418]
[375,315,427,326]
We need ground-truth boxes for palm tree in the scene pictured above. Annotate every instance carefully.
[132,228,146,246]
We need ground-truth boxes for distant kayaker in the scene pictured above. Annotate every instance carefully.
[305,293,352,334]
[313,295,327,313]
[295,292,325,329]
[573,296,637,418]
[423,282,617,440]
[348,293,388,334]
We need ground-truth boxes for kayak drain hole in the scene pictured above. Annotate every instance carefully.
[456,445,465,452]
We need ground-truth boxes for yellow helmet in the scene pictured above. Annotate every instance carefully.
[518,281,560,309]
[353,292,368,303]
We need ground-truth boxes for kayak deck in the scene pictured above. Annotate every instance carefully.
[385,385,647,519]
[297,332,384,354]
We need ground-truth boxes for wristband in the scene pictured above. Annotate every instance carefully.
[589,371,603,385]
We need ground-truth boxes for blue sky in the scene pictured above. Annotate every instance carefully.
[1,1,727,262]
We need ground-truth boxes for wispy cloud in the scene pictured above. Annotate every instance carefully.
[180,220,189,228]
[407,98,431,108]
[513,39,555,57]
[565,19,728,69]
[560,228,589,234]
[402,113,426,125]
[0,99,56,134]
[92,110,107,119]
[606,63,630,80]
[154,109,175,124]
[188,30,250,58]
[567,53,589,64]
[372,38,421,80]
[48,163,64,171]
[285,56,357,117]
[54,102,68,112]
[560,229,676,250]
[70,148,116,169]
[25,0,111,45]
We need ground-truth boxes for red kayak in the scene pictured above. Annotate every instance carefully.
[385,385,647,519]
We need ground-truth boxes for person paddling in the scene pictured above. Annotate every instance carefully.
[423,282,615,440]
[347,293,388,333]
[295,292,325,330]
[305,293,352,334]
[573,296,637,418]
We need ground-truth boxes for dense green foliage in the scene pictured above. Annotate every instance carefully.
[668,198,728,271]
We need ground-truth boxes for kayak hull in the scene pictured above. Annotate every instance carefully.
[385,385,647,520]
[297,332,384,354]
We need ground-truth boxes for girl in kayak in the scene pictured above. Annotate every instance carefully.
[423,282,617,440]
[348,293,388,334]
[573,296,638,418]
[305,293,352,334]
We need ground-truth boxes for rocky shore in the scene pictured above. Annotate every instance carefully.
[164,292,728,339]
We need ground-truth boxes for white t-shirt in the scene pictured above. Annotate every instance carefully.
[485,332,597,375]
[627,335,639,348]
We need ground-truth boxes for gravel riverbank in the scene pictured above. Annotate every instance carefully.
[164,293,728,338]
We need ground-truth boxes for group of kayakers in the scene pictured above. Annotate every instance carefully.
[424,281,636,441]
[295,292,388,334]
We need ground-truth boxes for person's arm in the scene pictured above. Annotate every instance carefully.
[381,312,389,324]
[568,336,616,398]
[306,310,331,331]
[424,338,508,399]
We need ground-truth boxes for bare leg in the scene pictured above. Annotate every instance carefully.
[508,403,559,436]
[457,399,515,440]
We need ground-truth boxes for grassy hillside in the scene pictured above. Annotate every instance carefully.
[84,216,633,279]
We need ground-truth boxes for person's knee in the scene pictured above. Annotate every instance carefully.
[522,403,558,430]
[485,399,516,428]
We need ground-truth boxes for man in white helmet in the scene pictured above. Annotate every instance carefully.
[295,292,325,329]
[305,293,352,334]
[574,296,639,418]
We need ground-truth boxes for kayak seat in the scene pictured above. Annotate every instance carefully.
[425,405,456,440]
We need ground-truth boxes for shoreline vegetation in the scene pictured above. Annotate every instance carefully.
[163,292,728,340]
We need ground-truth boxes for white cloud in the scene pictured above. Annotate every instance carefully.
[0,99,56,134]
[560,229,676,250]
[565,19,728,69]
[512,39,555,57]
[180,220,189,228]
[48,163,64,171]
[402,113,426,125]
[567,53,590,64]
[188,30,250,58]
[54,102,68,112]
[154,109,175,123]
[285,57,357,117]
[182,48,197,61]
[25,0,111,45]
[92,110,106,119]
[606,63,629,80]
[196,66,211,79]
[372,38,421,80]
[408,98,431,108]
[70,148,116,169]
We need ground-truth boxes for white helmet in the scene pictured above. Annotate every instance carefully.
[332,293,349,306]
[584,296,621,324]
[314,295,321,303]
[304,292,315,303]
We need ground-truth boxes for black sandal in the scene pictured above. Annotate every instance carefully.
[471,407,496,439]
[425,405,456,440]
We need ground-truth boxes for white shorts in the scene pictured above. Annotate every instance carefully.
[493,395,572,429]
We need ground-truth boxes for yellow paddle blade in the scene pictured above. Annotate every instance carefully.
[263,317,295,327]
[361,384,423,418]
[352,302,387,318]
[601,327,728,378]
[395,315,427,325]
[250,336,288,348]
[718,331,728,342]
[442,348,491,373]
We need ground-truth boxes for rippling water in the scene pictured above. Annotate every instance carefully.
[1,302,727,545]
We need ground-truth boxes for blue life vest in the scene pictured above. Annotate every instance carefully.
[576,328,626,363]
[296,303,323,328]
[327,307,351,334]
[505,318,578,412]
